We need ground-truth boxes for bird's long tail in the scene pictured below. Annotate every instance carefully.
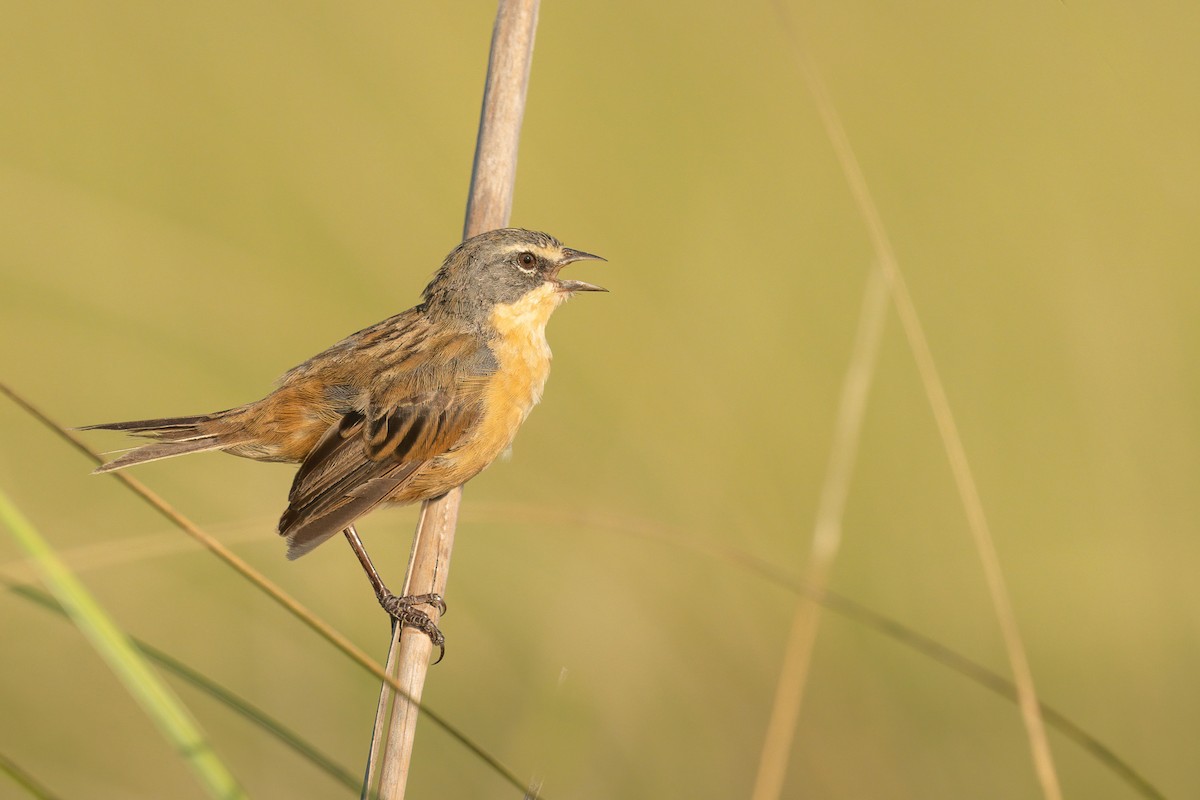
[80,410,249,474]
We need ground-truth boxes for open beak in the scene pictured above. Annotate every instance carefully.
[554,247,607,293]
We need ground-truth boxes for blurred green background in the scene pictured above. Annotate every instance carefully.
[2,2,1198,798]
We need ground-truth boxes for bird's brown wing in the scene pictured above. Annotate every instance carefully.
[279,354,488,560]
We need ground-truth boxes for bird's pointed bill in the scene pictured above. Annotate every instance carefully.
[558,248,606,265]
[553,247,606,292]
[557,278,607,293]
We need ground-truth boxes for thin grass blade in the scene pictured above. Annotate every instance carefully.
[0,750,64,800]
[0,489,246,800]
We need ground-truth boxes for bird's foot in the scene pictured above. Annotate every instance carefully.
[380,592,447,664]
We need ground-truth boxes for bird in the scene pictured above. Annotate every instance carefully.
[83,228,605,658]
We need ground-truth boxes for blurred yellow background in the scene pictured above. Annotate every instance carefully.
[2,2,1198,798]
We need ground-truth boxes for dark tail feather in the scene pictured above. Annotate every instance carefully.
[80,415,215,434]
[81,412,247,473]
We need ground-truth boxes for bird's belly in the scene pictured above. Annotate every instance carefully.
[400,302,555,500]
[451,351,549,477]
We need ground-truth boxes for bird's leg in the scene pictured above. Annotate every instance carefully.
[342,525,446,663]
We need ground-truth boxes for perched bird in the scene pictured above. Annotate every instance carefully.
[84,228,605,655]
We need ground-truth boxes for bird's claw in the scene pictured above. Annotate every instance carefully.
[380,592,447,664]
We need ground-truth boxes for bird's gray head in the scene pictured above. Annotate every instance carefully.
[421,228,606,329]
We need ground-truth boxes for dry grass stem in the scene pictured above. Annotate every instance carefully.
[364,2,542,798]
[761,4,1063,799]
[751,264,889,800]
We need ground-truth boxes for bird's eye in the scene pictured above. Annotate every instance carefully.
[516,252,537,273]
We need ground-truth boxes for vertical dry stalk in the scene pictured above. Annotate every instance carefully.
[751,264,888,800]
[760,4,1063,799]
[363,2,541,798]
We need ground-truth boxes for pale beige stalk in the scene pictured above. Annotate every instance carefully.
[753,4,1063,800]
[364,2,542,798]
[751,264,888,800]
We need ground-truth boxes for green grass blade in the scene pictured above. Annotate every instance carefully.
[0,750,63,800]
[0,489,247,800]
[6,580,361,793]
